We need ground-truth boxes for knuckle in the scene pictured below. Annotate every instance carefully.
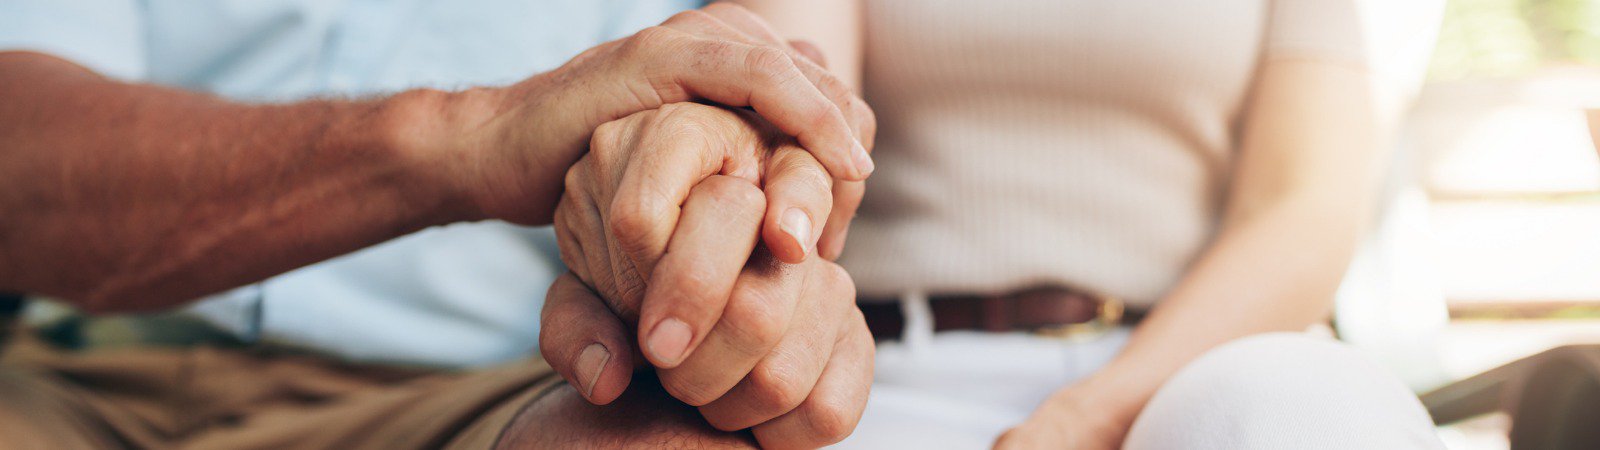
[801,395,859,444]
[561,161,590,196]
[588,123,640,175]
[633,26,674,47]
[588,119,625,152]
[623,26,677,56]
[748,364,808,413]
[744,46,797,83]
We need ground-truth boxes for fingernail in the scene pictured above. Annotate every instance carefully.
[646,318,693,365]
[851,141,875,177]
[574,343,610,398]
[780,207,812,259]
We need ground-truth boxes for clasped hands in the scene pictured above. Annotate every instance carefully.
[529,6,877,449]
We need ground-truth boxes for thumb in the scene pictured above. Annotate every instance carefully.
[540,272,637,405]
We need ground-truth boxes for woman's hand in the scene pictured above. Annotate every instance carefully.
[993,386,1130,450]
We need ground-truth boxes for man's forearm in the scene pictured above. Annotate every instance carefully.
[0,52,476,312]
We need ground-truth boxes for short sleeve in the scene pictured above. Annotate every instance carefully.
[0,0,147,80]
[1265,0,1369,66]
[1266,0,1446,115]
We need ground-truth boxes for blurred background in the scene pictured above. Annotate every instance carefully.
[1335,0,1600,448]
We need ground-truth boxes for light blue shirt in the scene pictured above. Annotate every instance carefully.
[0,0,698,367]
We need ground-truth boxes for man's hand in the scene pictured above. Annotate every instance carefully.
[432,3,874,227]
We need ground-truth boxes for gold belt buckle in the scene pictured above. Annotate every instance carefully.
[1032,293,1124,343]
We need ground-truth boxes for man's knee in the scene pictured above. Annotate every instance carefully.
[1124,333,1442,450]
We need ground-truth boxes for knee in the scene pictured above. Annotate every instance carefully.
[1152,333,1398,417]
[1124,333,1441,449]
[1177,333,1387,397]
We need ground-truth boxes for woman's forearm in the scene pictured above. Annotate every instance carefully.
[1062,58,1388,433]
[1070,193,1370,429]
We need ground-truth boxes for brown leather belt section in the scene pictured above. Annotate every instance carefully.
[859,286,1141,341]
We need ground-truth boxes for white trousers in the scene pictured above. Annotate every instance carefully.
[833,301,1445,449]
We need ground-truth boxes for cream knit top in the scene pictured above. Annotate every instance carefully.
[842,0,1370,306]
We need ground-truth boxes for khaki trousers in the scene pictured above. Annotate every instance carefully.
[0,332,562,450]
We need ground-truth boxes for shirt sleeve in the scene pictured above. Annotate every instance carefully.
[1264,0,1370,66]
[1265,0,1446,116]
[0,0,147,81]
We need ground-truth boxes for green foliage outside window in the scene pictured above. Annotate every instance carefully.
[1430,0,1600,80]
